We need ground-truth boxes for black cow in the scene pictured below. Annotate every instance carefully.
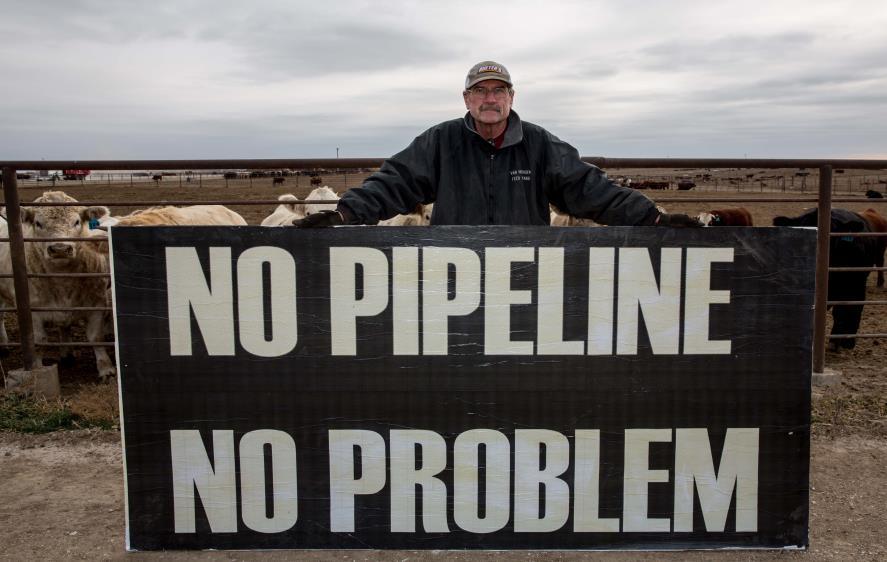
[773,209,879,350]
[866,189,884,199]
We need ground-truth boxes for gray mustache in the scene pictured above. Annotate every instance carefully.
[480,105,501,112]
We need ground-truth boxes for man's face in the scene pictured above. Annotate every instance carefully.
[463,79,513,128]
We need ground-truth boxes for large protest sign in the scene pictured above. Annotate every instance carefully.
[111,226,815,551]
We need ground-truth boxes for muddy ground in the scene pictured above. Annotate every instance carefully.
[1,170,885,559]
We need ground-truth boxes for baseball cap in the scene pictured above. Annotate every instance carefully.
[465,61,512,90]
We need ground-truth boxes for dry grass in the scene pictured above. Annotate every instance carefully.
[67,381,119,427]
[814,392,887,437]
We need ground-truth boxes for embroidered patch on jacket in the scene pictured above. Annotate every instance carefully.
[510,169,532,182]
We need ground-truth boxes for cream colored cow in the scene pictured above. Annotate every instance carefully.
[549,205,601,227]
[0,191,114,379]
[261,194,305,226]
[302,186,339,217]
[113,205,247,226]
[379,203,434,226]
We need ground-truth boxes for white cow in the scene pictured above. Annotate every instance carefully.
[261,194,305,226]
[264,188,434,227]
[379,203,434,226]
[262,187,338,226]
[113,204,247,226]
[549,205,601,227]
[423,203,434,224]
[0,191,115,379]
[303,186,339,217]
[549,204,667,226]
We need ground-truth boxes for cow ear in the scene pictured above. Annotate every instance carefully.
[21,208,35,224]
[81,206,110,222]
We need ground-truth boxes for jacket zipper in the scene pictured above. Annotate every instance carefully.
[488,152,495,223]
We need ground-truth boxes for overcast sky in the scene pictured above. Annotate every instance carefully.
[2,0,886,161]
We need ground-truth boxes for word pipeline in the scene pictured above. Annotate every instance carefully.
[164,245,734,357]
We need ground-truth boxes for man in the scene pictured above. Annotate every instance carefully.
[294,61,698,228]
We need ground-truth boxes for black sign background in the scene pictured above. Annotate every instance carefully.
[112,226,814,551]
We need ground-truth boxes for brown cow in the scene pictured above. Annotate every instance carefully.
[697,207,754,226]
[860,208,887,287]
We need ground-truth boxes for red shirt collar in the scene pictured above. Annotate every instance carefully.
[480,122,507,149]
[492,126,507,149]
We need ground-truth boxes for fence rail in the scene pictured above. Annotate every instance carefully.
[3,158,887,374]
[11,196,884,206]
[4,156,887,170]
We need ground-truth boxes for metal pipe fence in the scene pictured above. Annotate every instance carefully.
[2,158,886,376]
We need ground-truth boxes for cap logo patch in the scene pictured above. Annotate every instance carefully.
[478,65,503,74]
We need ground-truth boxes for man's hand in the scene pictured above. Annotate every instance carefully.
[656,213,703,228]
[292,210,344,228]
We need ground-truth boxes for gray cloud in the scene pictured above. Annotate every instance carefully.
[0,0,194,43]
[221,22,457,80]
[2,1,886,160]
[0,2,461,83]
[636,32,818,70]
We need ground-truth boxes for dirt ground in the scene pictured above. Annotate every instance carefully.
[0,430,884,560]
[1,170,886,559]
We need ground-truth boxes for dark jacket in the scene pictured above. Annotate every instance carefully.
[337,111,660,226]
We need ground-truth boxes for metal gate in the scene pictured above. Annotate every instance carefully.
[2,157,886,377]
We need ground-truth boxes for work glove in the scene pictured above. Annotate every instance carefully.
[292,210,344,228]
[656,213,703,228]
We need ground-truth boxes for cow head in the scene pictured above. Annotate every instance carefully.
[696,212,714,226]
[278,194,305,219]
[21,191,109,265]
[303,186,339,216]
[423,203,434,224]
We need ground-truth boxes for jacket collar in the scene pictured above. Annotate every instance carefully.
[463,110,524,149]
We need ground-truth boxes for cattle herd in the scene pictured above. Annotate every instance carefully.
[0,189,884,379]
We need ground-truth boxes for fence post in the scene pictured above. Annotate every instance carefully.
[812,165,832,374]
[2,168,37,370]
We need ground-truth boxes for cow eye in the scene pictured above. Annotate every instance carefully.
[74,219,81,227]
[35,220,43,229]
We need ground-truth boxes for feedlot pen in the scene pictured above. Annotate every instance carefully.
[1,157,886,381]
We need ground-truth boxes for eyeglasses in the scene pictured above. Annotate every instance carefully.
[467,85,510,99]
